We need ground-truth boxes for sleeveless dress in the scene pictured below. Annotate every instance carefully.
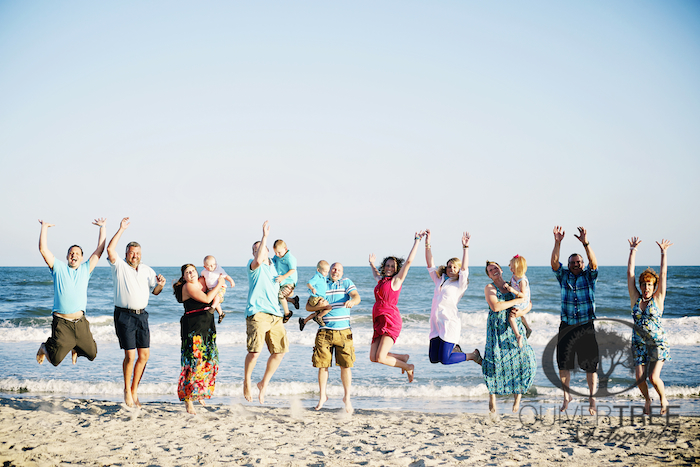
[482,286,536,395]
[372,277,403,343]
[178,298,218,402]
[632,297,670,365]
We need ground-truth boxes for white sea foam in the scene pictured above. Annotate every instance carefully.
[2,376,697,400]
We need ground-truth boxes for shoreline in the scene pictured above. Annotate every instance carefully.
[1,396,698,466]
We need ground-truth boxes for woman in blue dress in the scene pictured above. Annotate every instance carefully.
[482,261,536,414]
[627,237,672,415]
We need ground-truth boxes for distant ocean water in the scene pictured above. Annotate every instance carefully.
[1,265,699,415]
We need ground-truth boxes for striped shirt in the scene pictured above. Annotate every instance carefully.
[321,277,357,330]
[553,263,598,325]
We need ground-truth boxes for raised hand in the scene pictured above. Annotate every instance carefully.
[574,226,588,245]
[629,237,642,249]
[262,220,270,236]
[462,231,471,248]
[38,219,55,228]
[425,229,431,245]
[414,231,425,241]
[92,218,106,227]
[120,217,131,230]
[369,253,377,266]
[553,226,565,242]
[657,239,673,251]
[156,274,166,287]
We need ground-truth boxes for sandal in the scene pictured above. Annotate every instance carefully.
[218,311,226,324]
[313,314,325,327]
[292,296,300,310]
[283,311,293,324]
[453,344,463,353]
[299,317,306,331]
[473,349,483,366]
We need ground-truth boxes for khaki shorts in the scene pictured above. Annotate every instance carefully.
[278,284,295,300]
[312,328,355,368]
[307,296,325,308]
[246,313,289,354]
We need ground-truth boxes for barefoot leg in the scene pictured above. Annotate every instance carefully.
[71,349,78,365]
[36,343,48,365]
[316,368,329,410]
[489,394,497,414]
[185,400,196,415]
[512,394,521,413]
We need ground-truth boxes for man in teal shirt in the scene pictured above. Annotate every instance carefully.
[244,220,288,404]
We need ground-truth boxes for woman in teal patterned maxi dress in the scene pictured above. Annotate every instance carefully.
[482,261,536,414]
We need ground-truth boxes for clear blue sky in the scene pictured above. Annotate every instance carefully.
[1,1,699,267]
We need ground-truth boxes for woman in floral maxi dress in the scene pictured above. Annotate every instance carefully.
[173,263,226,414]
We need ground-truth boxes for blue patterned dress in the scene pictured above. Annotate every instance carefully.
[632,297,670,365]
[482,286,536,395]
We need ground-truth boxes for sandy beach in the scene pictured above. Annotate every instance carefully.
[1,397,698,466]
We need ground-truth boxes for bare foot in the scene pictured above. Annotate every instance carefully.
[71,350,78,365]
[560,395,572,412]
[185,400,196,415]
[516,335,523,349]
[512,394,521,413]
[36,344,47,365]
[199,400,206,406]
[343,396,353,414]
[589,397,596,415]
[315,395,329,411]
[644,399,651,415]
[489,398,496,414]
[124,389,134,408]
[660,397,669,415]
[257,381,266,404]
[243,380,253,402]
[406,364,415,383]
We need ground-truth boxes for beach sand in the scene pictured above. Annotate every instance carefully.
[1,397,698,466]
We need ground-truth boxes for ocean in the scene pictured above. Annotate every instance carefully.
[1,265,699,415]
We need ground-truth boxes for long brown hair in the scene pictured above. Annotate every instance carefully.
[173,263,196,303]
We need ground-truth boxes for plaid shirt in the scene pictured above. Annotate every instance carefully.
[553,263,598,325]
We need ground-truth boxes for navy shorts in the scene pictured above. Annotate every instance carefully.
[114,307,150,350]
[557,321,599,373]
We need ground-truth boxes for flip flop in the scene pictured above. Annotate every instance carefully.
[298,317,306,331]
[283,311,293,324]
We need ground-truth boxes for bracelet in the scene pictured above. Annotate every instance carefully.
[426,244,431,248]
[583,242,589,247]
[463,246,469,249]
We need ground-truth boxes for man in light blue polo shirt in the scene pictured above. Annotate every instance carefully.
[306,262,360,413]
[36,218,106,367]
[244,220,288,404]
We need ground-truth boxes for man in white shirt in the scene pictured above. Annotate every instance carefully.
[107,217,166,408]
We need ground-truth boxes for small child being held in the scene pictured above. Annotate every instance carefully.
[299,260,331,331]
[200,255,236,324]
[508,254,533,348]
[272,239,300,323]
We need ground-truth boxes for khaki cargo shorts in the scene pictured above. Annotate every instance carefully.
[312,328,355,368]
[246,312,289,354]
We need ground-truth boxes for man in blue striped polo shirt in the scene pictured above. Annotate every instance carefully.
[306,262,360,413]
[551,225,599,415]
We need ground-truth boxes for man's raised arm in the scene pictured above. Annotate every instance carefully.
[575,226,597,270]
[551,226,564,271]
[251,220,270,271]
[38,219,55,269]
[107,217,130,264]
[88,218,107,273]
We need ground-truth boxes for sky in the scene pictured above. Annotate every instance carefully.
[1,1,699,268]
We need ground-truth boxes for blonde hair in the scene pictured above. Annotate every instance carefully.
[273,239,287,250]
[437,257,461,280]
[510,255,527,277]
[203,255,216,264]
[317,260,329,270]
[639,268,659,287]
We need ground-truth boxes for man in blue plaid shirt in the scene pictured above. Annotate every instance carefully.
[551,225,599,415]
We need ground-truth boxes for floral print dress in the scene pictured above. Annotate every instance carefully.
[632,297,670,365]
[178,298,218,402]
